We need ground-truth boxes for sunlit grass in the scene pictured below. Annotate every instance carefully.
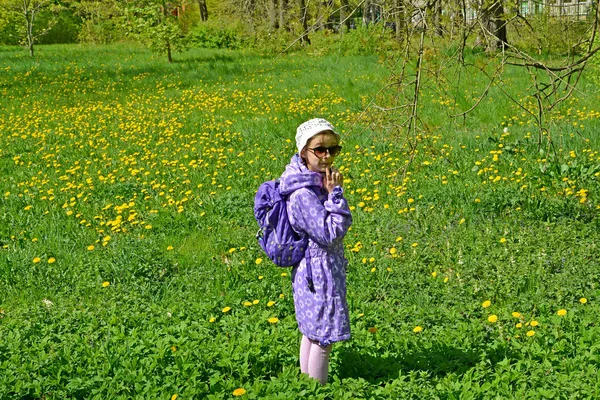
[1,43,600,398]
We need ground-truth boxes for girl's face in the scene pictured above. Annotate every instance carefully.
[300,131,340,174]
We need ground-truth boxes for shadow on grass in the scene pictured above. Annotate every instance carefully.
[336,340,512,383]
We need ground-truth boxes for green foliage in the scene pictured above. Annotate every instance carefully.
[186,20,244,50]
[37,9,81,44]
[0,7,20,45]
[123,0,187,61]
[509,16,590,56]
[310,24,400,56]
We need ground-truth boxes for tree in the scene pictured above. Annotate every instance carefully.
[123,0,186,63]
[197,0,207,21]
[1,0,56,56]
[298,0,310,44]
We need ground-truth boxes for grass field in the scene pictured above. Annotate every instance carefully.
[1,43,600,399]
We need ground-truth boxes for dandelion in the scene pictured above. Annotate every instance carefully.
[167,245,174,251]
[268,317,279,324]
[144,224,152,230]
[281,272,287,277]
[516,323,523,328]
[530,320,539,327]
[389,247,397,255]
[557,309,567,316]
[411,243,418,247]
[431,271,437,278]
[526,330,535,337]
[171,346,177,352]
[209,317,216,323]
[258,275,263,280]
[488,315,498,323]
[255,258,263,265]
[252,299,259,305]
[499,238,507,243]
[222,306,231,313]
[33,257,41,263]
[482,300,491,308]
[459,218,465,224]
[267,301,275,307]
[512,312,521,318]
[279,293,284,299]
[371,267,376,273]
[369,257,375,263]
[232,388,247,396]
[102,281,110,287]
[171,395,178,400]
[444,277,449,283]
[48,257,56,264]
[580,298,587,304]
[243,301,252,307]
[87,245,95,251]
[413,326,423,333]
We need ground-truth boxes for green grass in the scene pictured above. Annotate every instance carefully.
[1,43,600,399]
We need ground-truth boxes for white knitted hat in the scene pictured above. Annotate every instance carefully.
[295,118,339,154]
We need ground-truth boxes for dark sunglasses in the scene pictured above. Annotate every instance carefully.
[307,145,342,158]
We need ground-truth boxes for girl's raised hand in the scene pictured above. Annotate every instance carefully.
[324,166,343,193]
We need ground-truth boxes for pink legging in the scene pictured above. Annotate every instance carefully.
[300,335,332,385]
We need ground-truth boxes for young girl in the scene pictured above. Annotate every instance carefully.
[278,118,352,385]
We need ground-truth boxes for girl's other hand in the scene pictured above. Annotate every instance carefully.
[324,166,343,193]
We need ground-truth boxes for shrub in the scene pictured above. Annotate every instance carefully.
[186,21,245,50]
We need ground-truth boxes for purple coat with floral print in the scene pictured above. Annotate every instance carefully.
[279,154,353,346]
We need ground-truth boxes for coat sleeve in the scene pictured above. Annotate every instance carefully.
[287,186,352,248]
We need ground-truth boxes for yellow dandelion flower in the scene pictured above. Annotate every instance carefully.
[102,281,110,288]
[267,301,275,307]
[33,257,41,263]
[371,267,376,273]
[482,300,491,308]
[530,320,539,327]
[258,275,264,280]
[580,298,587,304]
[144,224,152,230]
[252,299,259,305]
[281,272,287,277]
[209,317,216,323]
[48,257,56,264]
[255,258,263,265]
[267,317,279,324]
[411,242,418,247]
[516,323,523,328]
[512,312,521,318]
[232,388,247,396]
[243,301,252,307]
[369,257,375,263]
[431,271,437,278]
[222,306,231,313]
[171,395,178,400]
[87,245,95,251]
[279,293,284,299]
[389,247,397,255]
[526,330,535,337]
[413,326,423,333]
[167,245,174,251]
[500,238,507,243]
[488,315,498,323]
[557,309,567,316]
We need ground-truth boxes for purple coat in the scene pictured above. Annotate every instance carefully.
[279,154,353,346]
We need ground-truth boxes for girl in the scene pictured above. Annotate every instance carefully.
[278,118,352,385]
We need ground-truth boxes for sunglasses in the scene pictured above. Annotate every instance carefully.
[307,145,342,158]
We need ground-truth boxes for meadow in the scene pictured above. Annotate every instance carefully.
[1,43,600,399]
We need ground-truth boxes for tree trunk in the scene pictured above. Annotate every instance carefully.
[340,0,350,33]
[197,0,208,21]
[268,0,277,30]
[326,0,336,31]
[298,0,311,45]
[477,0,508,50]
[433,0,443,36]
[278,0,287,30]
[394,0,404,42]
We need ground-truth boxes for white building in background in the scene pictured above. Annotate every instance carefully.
[520,0,594,18]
